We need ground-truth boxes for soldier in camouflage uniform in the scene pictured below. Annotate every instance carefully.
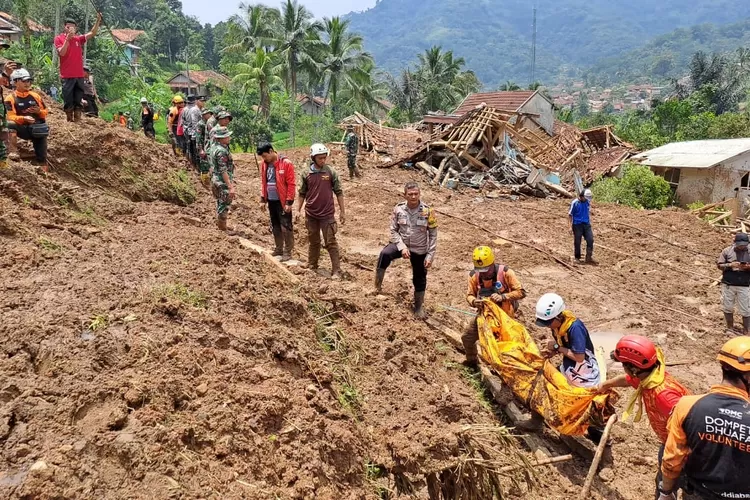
[195,107,213,186]
[204,105,223,148]
[344,124,361,179]
[210,126,235,231]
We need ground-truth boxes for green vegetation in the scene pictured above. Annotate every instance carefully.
[153,283,208,309]
[36,236,63,252]
[385,46,481,125]
[445,361,494,412]
[88,314,108,331]
[165,169,197,206]
[574,51,750,154]
[591,165,673,210]
[347,0,750,87]
[588,20,750,85]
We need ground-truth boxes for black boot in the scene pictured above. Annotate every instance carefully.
[414,291,426,319]
[374,268,386,293]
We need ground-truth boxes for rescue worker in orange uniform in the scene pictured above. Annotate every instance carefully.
[5,68,49,165]
[658,336,750,500]
[461,246,526,367]
[168,95,185,156]
[598,335,690,497]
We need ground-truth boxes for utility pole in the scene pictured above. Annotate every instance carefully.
[185,47,191,95]
[83,1,90,63]
[530,6,537,86]
[53,0,61,67]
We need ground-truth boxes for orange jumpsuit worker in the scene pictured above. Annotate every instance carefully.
[599,335,690,497]
[658,336,750,500]
[461,246,526,367]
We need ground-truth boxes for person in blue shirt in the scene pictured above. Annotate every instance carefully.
[535,292,601,389]
[569,188,596,264]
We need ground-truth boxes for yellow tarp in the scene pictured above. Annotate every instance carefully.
[477,301,615,436]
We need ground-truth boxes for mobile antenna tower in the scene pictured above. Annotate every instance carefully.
[530,6,537,85]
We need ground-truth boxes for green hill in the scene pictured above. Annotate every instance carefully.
[346,0,750,87]
[586,19,750,84]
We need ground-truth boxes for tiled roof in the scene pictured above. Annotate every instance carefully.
[0,12,50,32]
[110,29,145,44]
[168,70,231,88]
[454,91,536,116]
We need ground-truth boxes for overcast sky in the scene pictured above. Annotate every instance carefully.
[181,0,378,25]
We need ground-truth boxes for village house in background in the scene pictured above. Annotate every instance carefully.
[634,138,750,208]
[550,83,665,113]
[296,94,328,115]
[0,11,50,42]
[166,70,230,98]
[454,90,556,135]
[110,29,145,74]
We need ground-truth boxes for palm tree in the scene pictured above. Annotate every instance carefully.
[232,48,283,119]
[224,4,279,56]
[338,60,387,119]
[499,81,521,91]
[416,46,465,112]
[273,0,323,146]
[386,69,422,123]
[319,17,372,116]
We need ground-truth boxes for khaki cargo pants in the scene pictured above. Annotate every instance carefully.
[306,217,340,272]
[722,284,750,317]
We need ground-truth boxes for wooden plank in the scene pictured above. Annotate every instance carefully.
[237,238,299,284]
[425,317,464,351]
[459,150,489,171]
[709,212,732,225]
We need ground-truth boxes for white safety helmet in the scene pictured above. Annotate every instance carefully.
[310,143,329,157]
[535,293,565,326]
[583,189,593,200]
[10,68,30,82]
[140,97,148,103]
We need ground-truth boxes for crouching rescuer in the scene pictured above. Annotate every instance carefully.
[5,69,48,165]
[461,246,525,367]
[374,182,437,319]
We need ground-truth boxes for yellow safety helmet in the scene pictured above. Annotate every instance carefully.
[472,246,495,272]
[718,336,750,372]
[173,95,184,104]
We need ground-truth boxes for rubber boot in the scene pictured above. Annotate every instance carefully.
[329,245,342,280]
[65,109,74,122]
[308,242,320,271]
[74,109,82,122]
[743,316,750,335]
[271,227,283,257]
[281,228,294,262]
[7,131,18,160]
[413,291,427,319]
[374,268,386,293]
[217,218,227,231]
[725,312,736,335]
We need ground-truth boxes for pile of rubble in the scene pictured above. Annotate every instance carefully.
[338,112,427,160]
[692,199,750,233]
[377,105,635,198]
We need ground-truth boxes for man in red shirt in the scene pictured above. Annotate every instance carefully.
[257,143,296,261]
[598,335,690,497]
[53,14,101,123]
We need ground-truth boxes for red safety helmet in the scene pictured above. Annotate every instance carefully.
[612,335,658,369]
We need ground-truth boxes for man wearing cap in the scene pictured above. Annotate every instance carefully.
[569,189,596,264]
[81,66,99,117]
[209,126,236,231]
[54,13,102,122]
[717,232,750,335]
[209,110,232,144]
[168,96,185,156]
[195,107,212,185]
[204,106,221,150]
[344,124,361,179]
[140,98,155,139]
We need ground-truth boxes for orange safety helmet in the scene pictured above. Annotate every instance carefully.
[718,336,750,372]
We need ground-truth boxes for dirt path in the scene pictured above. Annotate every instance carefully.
[0,127,733,499]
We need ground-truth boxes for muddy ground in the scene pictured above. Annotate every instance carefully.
[0,109,734,499]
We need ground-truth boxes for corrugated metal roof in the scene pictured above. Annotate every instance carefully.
[453,91,536,116]
[633,138,750,169]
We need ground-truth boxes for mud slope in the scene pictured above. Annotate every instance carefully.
[0,112,733,500]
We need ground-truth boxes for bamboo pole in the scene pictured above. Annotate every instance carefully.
[579,414,617,500]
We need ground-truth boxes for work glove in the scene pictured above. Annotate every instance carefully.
[472,299,484,309]
[490,293,505,304]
